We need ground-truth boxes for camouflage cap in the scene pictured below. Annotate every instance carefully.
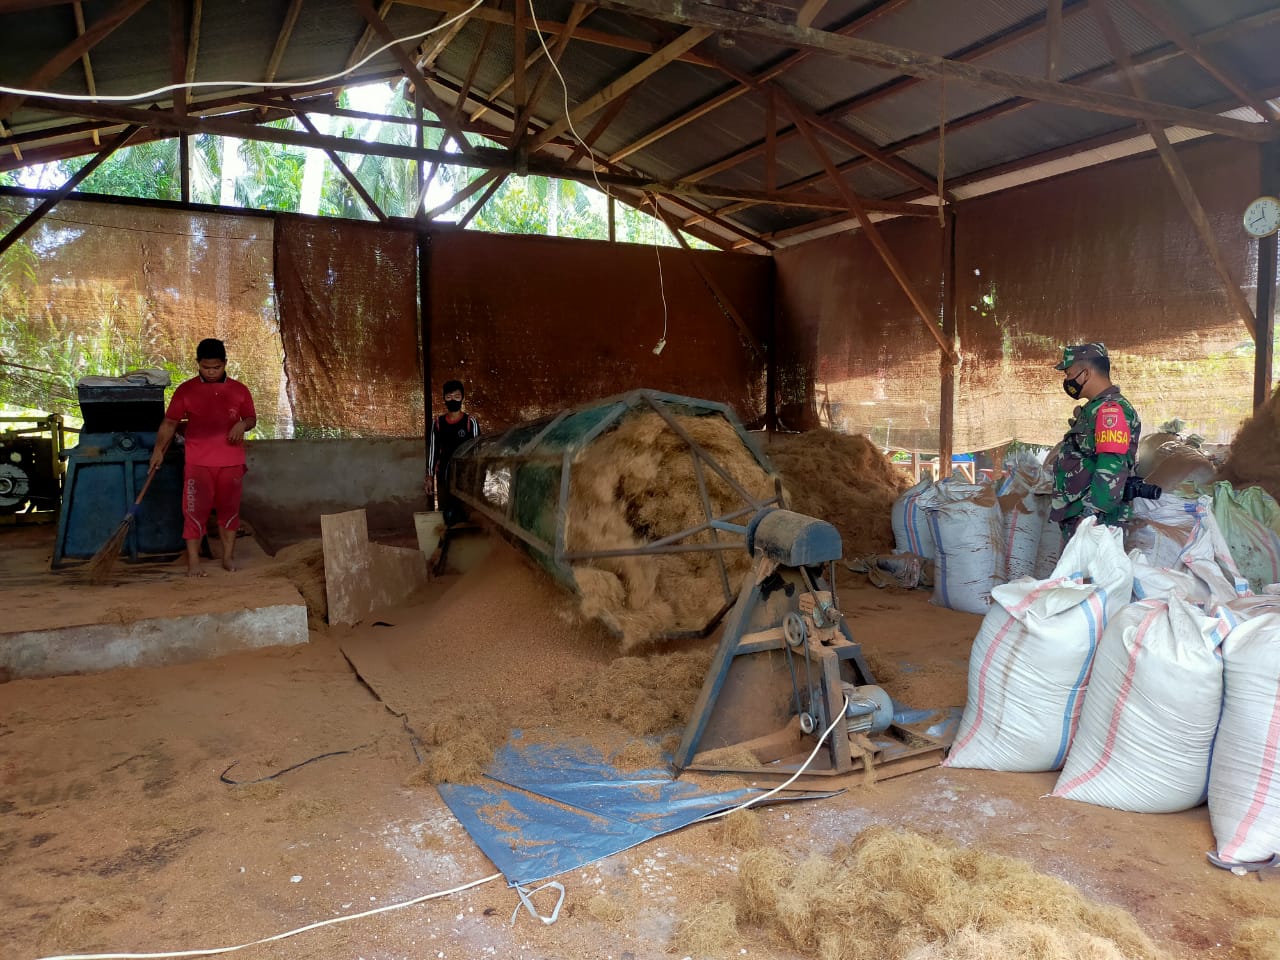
[1054,342,1109,370]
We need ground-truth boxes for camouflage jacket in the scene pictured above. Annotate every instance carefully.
[1050,385,1141,525]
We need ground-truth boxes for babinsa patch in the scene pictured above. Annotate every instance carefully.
[1094,400,1131,454]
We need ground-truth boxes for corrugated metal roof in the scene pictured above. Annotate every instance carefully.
[1,0,1278,251]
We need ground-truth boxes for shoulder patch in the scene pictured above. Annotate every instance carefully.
[1094,400,1131,454]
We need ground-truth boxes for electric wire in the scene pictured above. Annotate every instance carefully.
[0,0,486,105]
[32,871,503,960]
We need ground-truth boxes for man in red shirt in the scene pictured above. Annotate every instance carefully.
[149,338,256,576]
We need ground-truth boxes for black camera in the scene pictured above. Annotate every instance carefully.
[1123,475,1162,502]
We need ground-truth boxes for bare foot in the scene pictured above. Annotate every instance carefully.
[186,566,208,578]
[222,558,238,573]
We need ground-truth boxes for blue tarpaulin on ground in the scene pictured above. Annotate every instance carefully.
[438,733,833,886]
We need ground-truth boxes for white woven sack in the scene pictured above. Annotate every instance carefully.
[1051,517,1134,625]
[928,483,1003,615]
[1210,482,1280,592]
[1130,512,1248,607]
[1032,495,1062,579]
[891,477,937,560]
[1053,597,1228,813]
[1126,494,1203,570]
[1208,609,1280,864]
[943,573,1107,772]
[999,485,1045,582]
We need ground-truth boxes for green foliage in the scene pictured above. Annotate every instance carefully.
[61,139,181,201]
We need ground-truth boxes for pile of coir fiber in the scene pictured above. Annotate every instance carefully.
[263,539,327,627]
[566,411,775,648]
[672,825,1166,960]
[763,429,908,557]
[1218,386,1280,503]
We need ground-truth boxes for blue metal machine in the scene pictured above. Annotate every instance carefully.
[52,373,185,568]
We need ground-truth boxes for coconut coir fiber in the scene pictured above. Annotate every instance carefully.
[566,411,775,648]
[676,825,1165,960]
[763,429,908,557]
[1219,386,1280,503]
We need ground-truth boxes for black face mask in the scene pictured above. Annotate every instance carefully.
[445,399,463,413]
[1062,372,1086,399]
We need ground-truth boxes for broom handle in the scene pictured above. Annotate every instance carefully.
[127,465,158,518]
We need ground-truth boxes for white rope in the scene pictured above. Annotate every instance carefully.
[0,0,485,105]
[32,871,503,960]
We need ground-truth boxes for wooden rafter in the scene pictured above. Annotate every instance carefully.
[264,0,306,84]
[0,124,143,257]
[454,19,495,117]
[1090,0,1257,338]
[353,0,473,151]
[607,0,913,164]
[346,0,394,70]
[784,99,955,361]
[457,172,508,227]
[471,46,545,122]
[395,0,717,66]
[512,0,527,114]
[563,89,634,166]
[0,0,152,122]
[794,0,828,30]
[71,1,100,143]
[288,100,388,221]
[425,168,501,219]
[513,2,592,143]
[529,27,711,150]
[1045,0,1063,80]
[169,0,187,116]
[419,8,471,70]
[1122,0,1280,122]
[185,0,202,84]
[591,0,1270,141]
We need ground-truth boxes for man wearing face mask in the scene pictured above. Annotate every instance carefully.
[425,379,480,527]
[1049,342,1141,542]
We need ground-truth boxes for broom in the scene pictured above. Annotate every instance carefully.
[87,466,158,584]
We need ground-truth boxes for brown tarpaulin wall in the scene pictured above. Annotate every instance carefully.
[0,196,286,434]
[776,137,1264,450]
[424,229,771,431]
[274,216,423,438]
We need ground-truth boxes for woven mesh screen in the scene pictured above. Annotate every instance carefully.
[274,215,423,438]
[425,229,770,432]
[776,137,1266,451]
[0,196,285,434]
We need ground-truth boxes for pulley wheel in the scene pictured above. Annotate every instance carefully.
[783,611,807,648]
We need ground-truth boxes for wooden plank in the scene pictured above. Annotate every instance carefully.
[651,196,763,355]
[457,172,508,227]
[419,8,471,69]
[290,102,388,221]
[529,27,712,149]
[264,0,306,84]
[0,125,142,257]
[1124,0,1279,122]
[169,0,187,116]
[321,509,374,627]
[1045,0,1062,81]
[353,0,474,150]
[454,20,494,117]
[512,0,527,113]
[396,0,718,65]
[591,0,1272,142]
[607,194,615,240]
[71,1,101,144]
[794,0,827,29]
[514,1,592,143]
[1091,0,1257,339]
[0,0,152,122]
[564,88,635,166]
[345,0,394,70]
[185,0,202,84]
[786,102,955,361]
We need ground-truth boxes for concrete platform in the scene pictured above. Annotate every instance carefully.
[0,525,308,681]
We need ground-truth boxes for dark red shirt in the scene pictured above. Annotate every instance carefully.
[165,376,256,468]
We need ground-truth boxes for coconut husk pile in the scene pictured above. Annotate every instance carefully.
[262,539,327,627]
[763,429,909,557]
[566,411,775,649]
[672,825,1166,960]
[1218,386,1280,503]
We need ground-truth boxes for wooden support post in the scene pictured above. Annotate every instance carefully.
[1091,0,1257,339]
[939,211,958,478]
[179,132,190,203]
[1045,0,1062,80]
[418,227,432,468]
[1258,141,1279,408]
[651,196,763,356]
[0,125,142,258]
[784,101,956,362]
[415,82,425,217]
[289,101,388,221]
[607,194,616,241]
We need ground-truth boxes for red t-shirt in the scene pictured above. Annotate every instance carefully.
[164,375,256,467]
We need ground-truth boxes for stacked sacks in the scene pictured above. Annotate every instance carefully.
[1130,507,1248,607]
[926,481,1004,616]
[1207,596,1280,865]
[1209,481,1280,592]
[997,462,1048,582]
[944,519,1132,772]
[1127,492,1205,568]
[891,476,937,561]
[1052,596,1230,813]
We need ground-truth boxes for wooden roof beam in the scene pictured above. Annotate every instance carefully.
[513,2,592,145]
[1091,0,1257,339]
[593,0,1270,141]
[0,0,153,122]
[264,0,306,84]
[345,0,393,70]
[1122,0,1280,123]
[453,19,494,118]
[71,1,101,142]
[288,98,388,221]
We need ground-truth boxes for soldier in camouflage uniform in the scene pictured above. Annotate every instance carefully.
[1050,342,1142,542]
